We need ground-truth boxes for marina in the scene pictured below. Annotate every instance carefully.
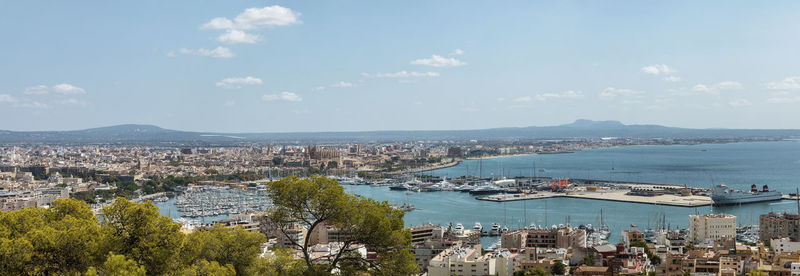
[174,185,271,218]
[149,141,800,246]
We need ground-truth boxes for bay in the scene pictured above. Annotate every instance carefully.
[157,141,800,246]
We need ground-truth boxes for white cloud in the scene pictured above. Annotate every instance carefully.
[23,84,86,95]
[23,85,50,95]
[599,87,644,98]
[692,84,711,93]
[692,81,742,94]
[59,98,87,105]
[728,99,751,107]
[513,96,532,102]
[662,76,681,82]
[217,30,260,44]
[641,64,675,75]
[450,49,465,56]
[330,81,355,88]
[535,90,584,101]
[716,81,743,90]
[496,97,506,102]
[52,83,86,95]
[202,17,235,30]
[262,92,302,102]
[411,55,466,67]
[0,94,17,103]
[766,96,800,104]
[312,86,326,91]
[224,100,236,107]
[17,101,49,109]
[361,71,440,78]
[766,76,800,90]
[201,6,301,31]
[215,76,263,89]
[179,47,234,58]
[166,51,176,57]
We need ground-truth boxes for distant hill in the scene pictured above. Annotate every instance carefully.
[1,120,800,144]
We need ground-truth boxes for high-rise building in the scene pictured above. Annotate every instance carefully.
[760,212,800,243]
[688,214,736,244]
[501,226,586,250]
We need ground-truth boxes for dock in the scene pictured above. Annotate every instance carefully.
[477,190,713,207]
[782,194,800,200]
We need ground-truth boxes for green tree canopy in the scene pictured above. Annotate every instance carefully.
[551,262,566,275]
[101,198,184,275]
[265,175,418,275]
[514,266,550,276]
[85,253,146,276]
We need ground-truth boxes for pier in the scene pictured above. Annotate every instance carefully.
[476,190,714,207]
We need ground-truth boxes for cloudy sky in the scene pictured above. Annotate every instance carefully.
[2,1,800,132]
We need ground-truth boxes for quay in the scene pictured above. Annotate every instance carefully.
[476,190,714,207]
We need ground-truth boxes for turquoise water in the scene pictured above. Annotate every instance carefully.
[157,141,800,245]
[426,141,800,193]
[344,141,800,245]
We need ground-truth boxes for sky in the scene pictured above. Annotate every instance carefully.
[2,1,800,132]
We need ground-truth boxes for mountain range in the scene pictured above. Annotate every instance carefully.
[1,120,799,144]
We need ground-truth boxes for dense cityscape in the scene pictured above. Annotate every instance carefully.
[2,136,800,275]
[4,0,800,275]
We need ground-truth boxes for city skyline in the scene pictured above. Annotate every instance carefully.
[2,1,800,132]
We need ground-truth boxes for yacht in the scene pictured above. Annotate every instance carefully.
[454,223,464,234]
[393,202,416,212]
[468,185,504,195]
[489,223,501,236]
[473,222,483,232]
[389,184,409,191]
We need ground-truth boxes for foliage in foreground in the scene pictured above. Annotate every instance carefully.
[0,197,274,275]
[0,175,419,275]
[265,175,419,275]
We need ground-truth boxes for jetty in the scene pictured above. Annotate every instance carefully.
[476,190,714,207]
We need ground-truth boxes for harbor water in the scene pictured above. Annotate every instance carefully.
[158,141,800,246]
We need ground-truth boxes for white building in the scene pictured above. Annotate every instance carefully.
[688,214,736,244]
[772,238,800,255]
[428,245,513,276]
[790,262,800,275]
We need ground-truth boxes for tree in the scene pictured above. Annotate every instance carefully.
[85,253,146,276]
[0,198,103,275]
[265,175,418,275]
[101,197,184,275]
[175,260,236,276]
[749,269,768,276]
[514,266,549,276]
[182,224,266,274]
[203,168,219,175]
[0,197,294,275]
[551,262,566,275]
[0,237,33,274]
[581,254,596,266]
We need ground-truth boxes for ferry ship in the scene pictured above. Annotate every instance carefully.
[711,184,782,206]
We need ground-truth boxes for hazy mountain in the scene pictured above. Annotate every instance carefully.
[1,120,799,144]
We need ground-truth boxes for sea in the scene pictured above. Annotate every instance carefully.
[157,140,800,245]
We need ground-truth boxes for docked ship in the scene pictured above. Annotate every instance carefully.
[711,184,782,206]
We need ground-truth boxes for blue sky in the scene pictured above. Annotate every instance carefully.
[2,1,800,132]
